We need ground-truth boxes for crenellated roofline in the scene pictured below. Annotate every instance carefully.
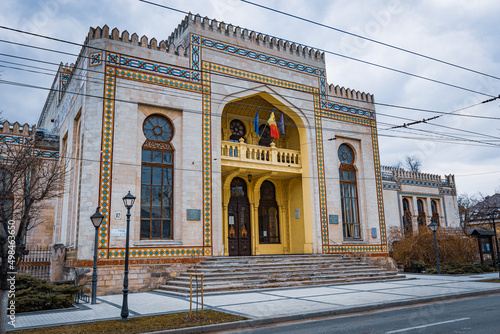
[0,120,36,136]
[86,13,325,63]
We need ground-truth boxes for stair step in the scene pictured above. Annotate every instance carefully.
[156,254,405,297]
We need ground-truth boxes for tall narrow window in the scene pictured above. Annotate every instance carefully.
[258,181,280,243]
[338,144,361,239]
[402,198,413,235]
[141,115,174,239]
[431,200,439,226]
[417,199,426,227]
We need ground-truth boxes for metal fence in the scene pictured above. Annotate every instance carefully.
[18,246,52,280]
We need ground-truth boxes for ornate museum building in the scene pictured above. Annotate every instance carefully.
[21,14,459,292]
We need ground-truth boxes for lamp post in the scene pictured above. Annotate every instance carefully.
[488,211,500,278]
[90,206,104,305]
[428,221,441,275]
[121,191,136,321]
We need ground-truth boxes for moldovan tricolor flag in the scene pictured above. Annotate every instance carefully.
[267,112,279,139]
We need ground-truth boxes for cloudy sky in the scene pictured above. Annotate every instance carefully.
[1,0,499,195]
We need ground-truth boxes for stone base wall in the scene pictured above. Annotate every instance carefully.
[64,257,204,295]
[344,253,398,271]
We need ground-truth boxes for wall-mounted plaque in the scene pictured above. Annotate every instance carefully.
[329,215,339,224]
[186,209,201,221]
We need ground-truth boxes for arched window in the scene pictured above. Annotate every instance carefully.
[141,115,174,239]
[402,198,412,235]
[431,200,439,225]
[417,199,426,227]
[258,180,280,243]
[338,144,361,239]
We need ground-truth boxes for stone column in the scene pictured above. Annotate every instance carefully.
[50,242,66,281]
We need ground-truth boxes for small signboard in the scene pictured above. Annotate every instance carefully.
[111,229,126,237]
[295,209,300,219]
[186,209,201,221]
[329,215,339,224]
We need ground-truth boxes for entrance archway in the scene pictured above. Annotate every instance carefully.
[219,91,313,255]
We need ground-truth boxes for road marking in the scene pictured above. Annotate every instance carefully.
[385,317,470,333]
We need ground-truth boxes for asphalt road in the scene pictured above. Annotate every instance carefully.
[219,294,500,334]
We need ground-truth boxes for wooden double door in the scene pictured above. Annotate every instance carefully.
[228,177,251,256]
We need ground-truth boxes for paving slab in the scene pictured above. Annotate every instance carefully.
[6,273,500,332]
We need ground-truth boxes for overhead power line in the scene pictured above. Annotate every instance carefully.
[1,23,499,146]
[240,0,500,82]
[387,95,500,130]
[131,2,496,98]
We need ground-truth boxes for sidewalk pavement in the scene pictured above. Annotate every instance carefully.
[7,272,500,332]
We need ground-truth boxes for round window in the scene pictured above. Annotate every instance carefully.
[143,115,173,141]
[338,144,354,164]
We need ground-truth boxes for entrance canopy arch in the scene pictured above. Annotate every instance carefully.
[219,89,314,256]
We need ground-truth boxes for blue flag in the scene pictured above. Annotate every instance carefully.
[277,112,285,136]
[253,110,259,135]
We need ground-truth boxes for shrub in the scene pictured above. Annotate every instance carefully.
[407,260,429,273]
[426,262,495,274]
[10,274,80,313]
[389,226,479,272]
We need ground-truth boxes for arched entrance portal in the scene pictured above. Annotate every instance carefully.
[228,177,251,256]
[220,92,313,256]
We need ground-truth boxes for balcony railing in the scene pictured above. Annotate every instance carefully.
[221,140,301,168]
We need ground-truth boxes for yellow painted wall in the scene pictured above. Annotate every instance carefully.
[289,179,306,254]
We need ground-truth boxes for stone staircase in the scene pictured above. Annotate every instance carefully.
[155,254,404,297]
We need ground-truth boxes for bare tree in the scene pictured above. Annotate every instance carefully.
[458,193,479,232]
[404,155,422,173]
[0,140,65,332]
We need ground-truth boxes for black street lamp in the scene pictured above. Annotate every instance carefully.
[487,211,500,278]
[121,191,136,321]
[90,206,105,304]
[428,221,441,275]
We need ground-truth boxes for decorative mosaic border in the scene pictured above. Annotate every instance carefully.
[0,135,58,160]
[0,134,25,145]
[371,126,387,249]
[399,192,443,198]
[202,62,213,256]
[97,66,116,254]
[440,188,456,195]
[108,247,204,259]
[324,102,375,119]
[114,67,203,93]
[190,35,201,82]
[382,183,401,191]
[314,95,329,250]
[208,63,318,94]
[90,52,103,66]
[34,149,59,159]
[59,69,71,101]
[317,109,375,127]
[319,69,327,102]
[105,52,199,82]
[326,245,386,253]
[400,179,441,187]
[200,37,320,76]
